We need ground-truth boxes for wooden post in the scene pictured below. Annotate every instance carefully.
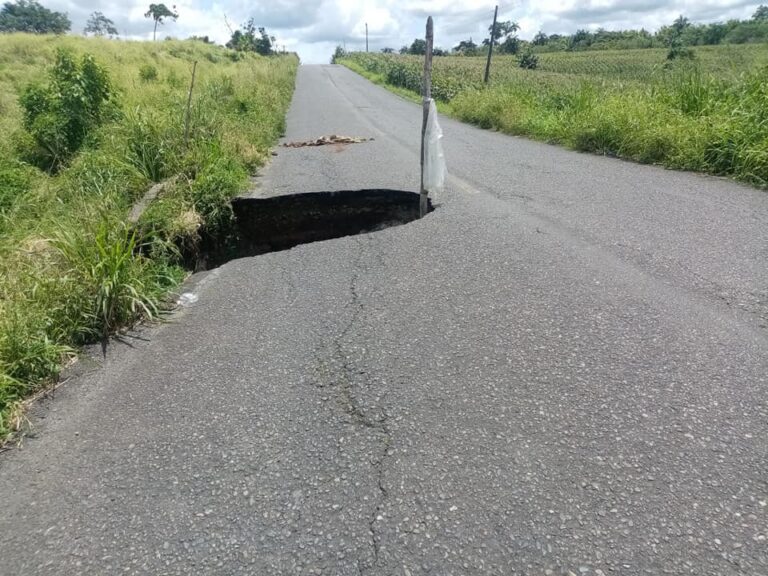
[366,23,369,52]
[484,6,498,84]
[183,60,197,149]
[420,16,434,218]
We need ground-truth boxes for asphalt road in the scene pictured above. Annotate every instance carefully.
[1,65,767,576]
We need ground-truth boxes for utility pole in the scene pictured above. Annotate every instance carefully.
[420,16,434,218]
[484,5,498,84]
[366,23,369,52]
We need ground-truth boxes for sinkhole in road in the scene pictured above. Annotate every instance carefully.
[200,189,433,269]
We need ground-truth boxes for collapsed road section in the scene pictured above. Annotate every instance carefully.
[203,189,433,268]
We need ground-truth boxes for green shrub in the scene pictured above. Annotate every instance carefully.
[18,49,114,172]
[667,44,696,62]
[573,119,624,155]
[51,217,173,339]
[62,146,149,206]
[124,111,178,182]
[188,144,247,237]
[0,309,70,387]
[0,307,72,438]
[165,69,184,88]
[518,49,539,70]
[139,63,158,82]
[0,158,33,214]
[137,183,198,258]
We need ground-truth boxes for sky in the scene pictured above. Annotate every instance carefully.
[46,0,764,63]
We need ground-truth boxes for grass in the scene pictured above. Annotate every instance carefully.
[339,46,768,188]
[0,34,297,441]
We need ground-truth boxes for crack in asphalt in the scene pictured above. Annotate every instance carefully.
[311,238,391,575]
[340,240,391,576]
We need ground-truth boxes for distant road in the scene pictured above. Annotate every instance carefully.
[1,65,766,575]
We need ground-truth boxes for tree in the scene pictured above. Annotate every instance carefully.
[672,15,690,35]
[700,23,729,45]
[483,19,520,54]
[532,31,548,46]
[144,3,177,41]
[754,5,768,21]
[381,47,394,53]
[331,45,345,64]
[406,38,426,55]
[499,35,521,54]
[453,38,477,54]
[226,19,274,55]
[84,11,117,37]
[496,21,519,39]
[484,20,519,46]
[0,0,70,33]
[254,26,274,55]
[569,29,593,49]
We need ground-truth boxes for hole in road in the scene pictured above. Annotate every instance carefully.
[198,189,433,270]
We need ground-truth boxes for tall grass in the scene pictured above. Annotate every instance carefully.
[340,47,768,187]
[0,34,297,440]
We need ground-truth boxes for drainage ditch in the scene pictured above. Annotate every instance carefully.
[198,189,433,270]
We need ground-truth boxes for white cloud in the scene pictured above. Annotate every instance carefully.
[40,0,764,62]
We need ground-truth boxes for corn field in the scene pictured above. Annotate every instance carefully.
[340,46,768,188]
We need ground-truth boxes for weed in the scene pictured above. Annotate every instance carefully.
[0,157,33,215]
[124,110,178,182]
[139,63,158,82]
[0,34,298,441]
[0,306,73,438]
[52,219,148,337]
[341,48,768,186]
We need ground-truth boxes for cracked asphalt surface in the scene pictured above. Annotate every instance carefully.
[1,65,767,575]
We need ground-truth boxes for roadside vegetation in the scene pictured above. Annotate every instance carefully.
[338,9,768,188]
[0,33,297,440]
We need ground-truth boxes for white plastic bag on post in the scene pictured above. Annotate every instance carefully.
[423,99,446,195]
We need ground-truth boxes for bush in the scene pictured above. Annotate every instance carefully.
[518,49,539,70]
[139,63,158,82]
[667,44,696,62]
[665,67,716,116]
[0,158,33,214]
[50,217,172,339]
[62,146,149,206]
[18,48,114,171]
[124,111,178,182]
[188,145,247,238]
[0,307,72,438]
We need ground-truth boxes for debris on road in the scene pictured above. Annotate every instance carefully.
[282,134,374,147]
[177,293,199,307]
